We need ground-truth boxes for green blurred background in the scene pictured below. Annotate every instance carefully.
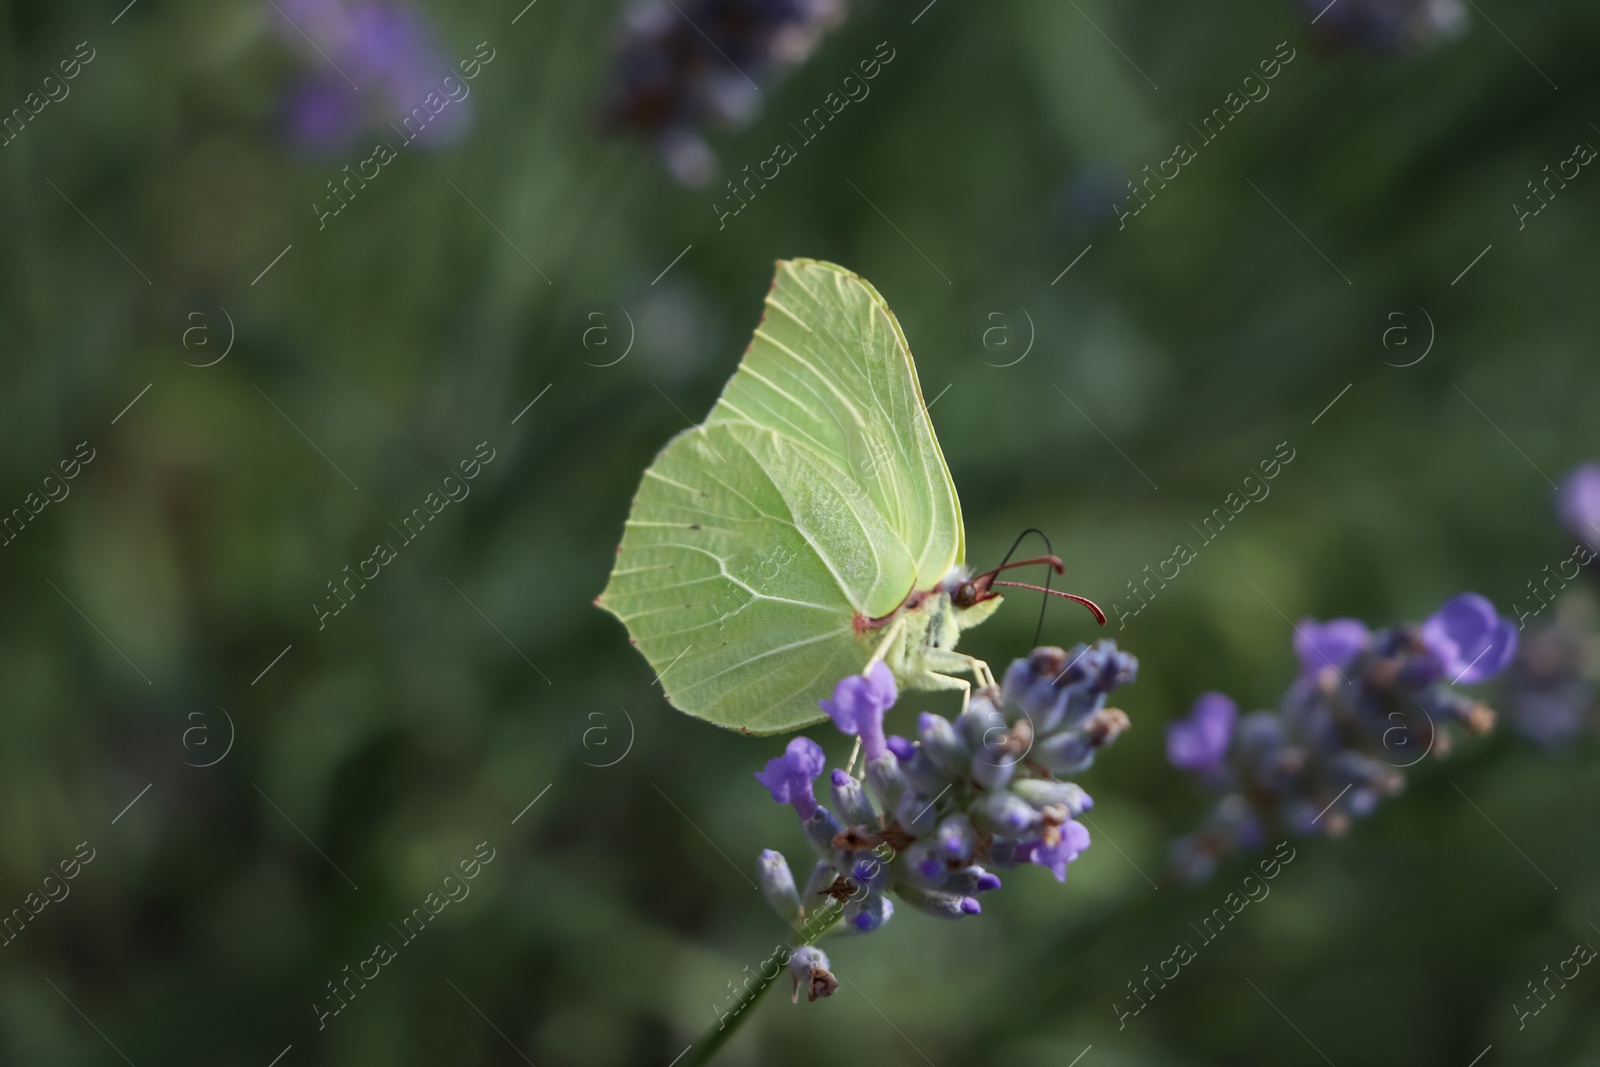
[1,0,1598,1063]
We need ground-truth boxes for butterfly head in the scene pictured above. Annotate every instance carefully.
[946,554,1107,626]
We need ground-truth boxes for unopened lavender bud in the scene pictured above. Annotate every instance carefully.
[886,735,916,761]
[850,853,892,894]
[935,814,976,864]
[895,790,941,836]
[970,746,1017,791]
[802,860,838,903]
[955,695,1006,752]
[895,882,980,919]
[900,746,949,794]
[801,806,842,862]
[1034,731,1096,774]
[845,893,894,933]
[902,840,947,887]
[864,752,907,814]
[1011,779,1094,816]
[970,792,1040,837]
[788,946,839,1002]
[756,849,801,922]
[943,864,999,895]
[988,838,1021,867]
[918,712,970,776]
[830,769,877,827]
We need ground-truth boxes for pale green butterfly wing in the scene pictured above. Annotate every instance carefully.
[709,258,964,584]
[598,421,913,732]
[597,259,965,734]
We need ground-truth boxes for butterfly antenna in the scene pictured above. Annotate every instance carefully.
[984,527,1060,647]
[992,582,1108,626]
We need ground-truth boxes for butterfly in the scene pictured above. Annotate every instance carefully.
[596,259,1102,735]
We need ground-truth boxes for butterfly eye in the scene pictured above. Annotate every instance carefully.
[953,582,979,608]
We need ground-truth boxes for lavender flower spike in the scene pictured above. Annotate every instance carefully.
[1166,692,1238,771]
[820,661,896,760]
[755,737,826,819]
[748,641,1138,995]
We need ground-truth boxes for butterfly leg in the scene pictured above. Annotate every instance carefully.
[866,614,909,671]
[923,671,973,714]
[925,650,997,694]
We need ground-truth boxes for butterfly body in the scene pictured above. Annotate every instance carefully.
[876,585,998,694]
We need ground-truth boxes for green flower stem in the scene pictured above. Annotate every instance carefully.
[681,901,844,1067]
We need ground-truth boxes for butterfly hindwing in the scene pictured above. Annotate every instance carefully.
[600,421,915,732]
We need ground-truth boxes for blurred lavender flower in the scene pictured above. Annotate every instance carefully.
[1500,464,1600,746]
[1169,594,1512,882]
[600,0,848,185]
[752,641,1138,992]
[1559,463,1600,551]
[1293,618,1369,678]
[1298,0,1468,54]
[1421,593,1517,684]
[1504,590,1597,748]
[271,0,473,156]
[1167,692,1237,772]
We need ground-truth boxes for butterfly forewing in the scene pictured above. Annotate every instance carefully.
[598,259,967,734]
[709,259,963,583]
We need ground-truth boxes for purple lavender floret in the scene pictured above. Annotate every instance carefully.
[1166,692,1238,772]
[755,736,825,819]
[1171,594,1508,882]
[820,661,895,760]
[1421,593,1518,684]
[1293,618,1370,679]
[752,643,1139,993]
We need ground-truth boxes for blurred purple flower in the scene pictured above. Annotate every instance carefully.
[1299,0,1468,54]
[819,661,896,761]
[1422,592,1517,684]
[1559,463,1600,549]
[600,0,848,185]
[280,79,365,156]
[1294,618,1370,677]
[1167,691,1238,771]
[755,736,826,818]
[271,0,473,155]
